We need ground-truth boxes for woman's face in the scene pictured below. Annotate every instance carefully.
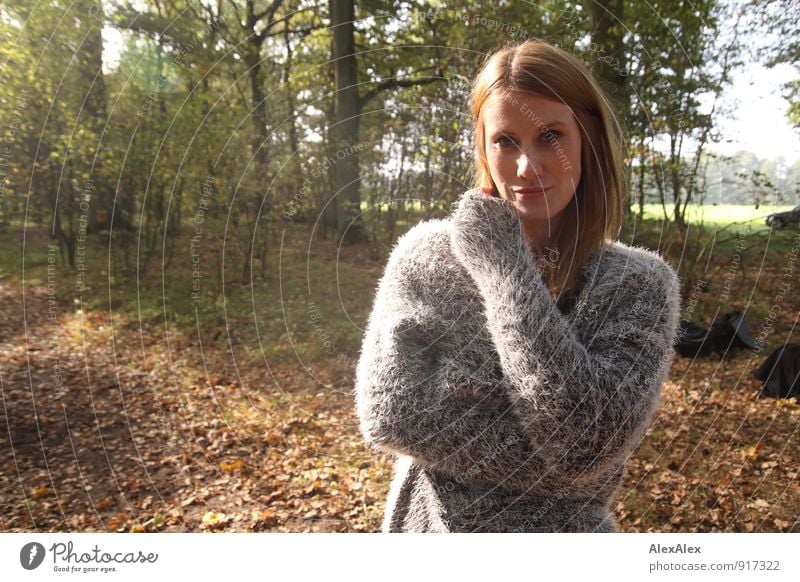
[482,90,583,239]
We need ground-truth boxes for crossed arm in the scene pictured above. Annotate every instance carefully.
[354,189,682,492]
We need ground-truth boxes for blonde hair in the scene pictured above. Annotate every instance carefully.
[469,38,626,304]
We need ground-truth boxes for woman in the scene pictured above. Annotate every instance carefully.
[354,39,682,533]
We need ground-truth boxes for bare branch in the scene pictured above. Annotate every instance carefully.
[360,74,444,107]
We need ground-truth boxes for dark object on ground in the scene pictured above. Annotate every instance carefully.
[766,205,800,229]
[754,343,800,399]
[676,310,759,358]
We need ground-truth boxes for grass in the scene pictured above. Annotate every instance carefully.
[5,202,799,361]
[1,204,796,355]
[0,221,380,371]
[636,203,792,234]
[354,200,790,231]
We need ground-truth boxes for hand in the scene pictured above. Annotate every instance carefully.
[450,188,536,281]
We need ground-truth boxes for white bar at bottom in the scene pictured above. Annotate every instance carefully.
[1,533,798,581]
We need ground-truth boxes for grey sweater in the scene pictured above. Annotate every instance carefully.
[354,188,682,532]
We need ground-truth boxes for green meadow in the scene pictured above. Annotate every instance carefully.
[638,203,794,229]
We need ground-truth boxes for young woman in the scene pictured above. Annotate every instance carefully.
[354,39,682,533]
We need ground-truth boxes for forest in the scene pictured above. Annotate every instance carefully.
[1,0,800,534]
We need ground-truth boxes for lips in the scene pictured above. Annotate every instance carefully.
[514,187,550,198]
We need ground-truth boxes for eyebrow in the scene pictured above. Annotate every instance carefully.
[489,121,569,137]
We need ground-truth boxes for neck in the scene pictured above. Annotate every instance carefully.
[522,219,560,257]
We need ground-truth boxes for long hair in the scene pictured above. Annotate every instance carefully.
[469,38,626,303]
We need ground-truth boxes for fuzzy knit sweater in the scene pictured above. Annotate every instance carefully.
[354,188,682,533]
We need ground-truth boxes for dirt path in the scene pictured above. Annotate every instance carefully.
[0,280,388,532]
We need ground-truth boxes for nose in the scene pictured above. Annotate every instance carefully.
[517,149,544,179]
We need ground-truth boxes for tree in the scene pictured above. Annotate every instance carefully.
[749,0,800,129]
[625,0,743,232]
[1,0,111,267]
[329,0,363,243]
[584,0,628,125]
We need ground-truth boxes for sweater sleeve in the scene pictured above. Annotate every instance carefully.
[354,223,573,494]
[450,189,683,487]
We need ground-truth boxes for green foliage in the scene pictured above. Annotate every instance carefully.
[749,0,800,129]
[1,0,796,286]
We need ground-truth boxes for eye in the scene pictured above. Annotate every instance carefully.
[493,135,517,148]
[541,129,562,144]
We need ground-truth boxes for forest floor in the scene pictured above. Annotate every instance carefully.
[1,220,799,532]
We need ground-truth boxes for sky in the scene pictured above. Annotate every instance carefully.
[708,61,800,165]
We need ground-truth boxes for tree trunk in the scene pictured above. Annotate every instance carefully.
[78,0,110,235]
[245,43,270,194]
[585,0,628,123]
[283,21,301,204]
[586,0,630,240]
[330,0,366,244]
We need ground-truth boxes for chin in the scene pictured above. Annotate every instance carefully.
[514,204,559,221]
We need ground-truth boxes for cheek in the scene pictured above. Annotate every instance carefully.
[572,150,582,183]
[487,149,512,175]
[564,141,582,182]
[484,149,499,176]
